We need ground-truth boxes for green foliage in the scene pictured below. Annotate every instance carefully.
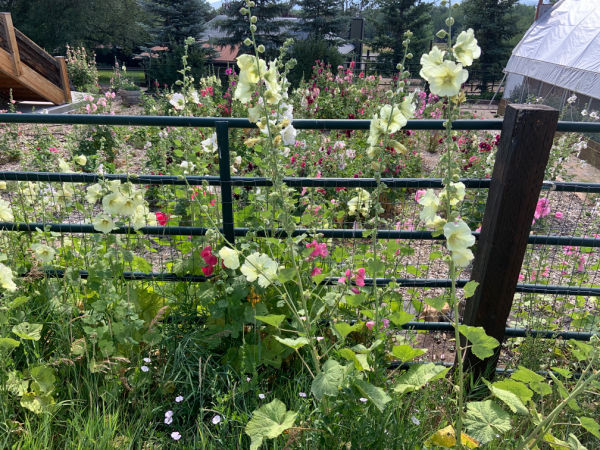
[144,41,207,88]
[142,0,213,46]
[287,38,344,88]
[464,400,512,444]
[298,0,346,37]
[245,399,297,450]
[458,325,500,360]
[65,45,99,93]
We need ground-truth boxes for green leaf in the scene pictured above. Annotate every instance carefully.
[311,359,345,400]
[567,433,587,450]
[6,371,28,396]
[20,392,55,414]
[353,379,391,413]
[334,322,363,340]
[391,345,426,363]
[338,348,370,372]
[345,293,366,307]
[511,366,545,384]
[429,250,443,261]
[255,315,286,328]
[458,325,499,360]
[550,373,580,411]
[464,281,479,298]
[0,337,20,351]
[464,400,512,444]
[393,363,449,394]
[273,336,309,350]
[551,367,572,379]
[245,399,297,450]
[30,366,55,394]
[424,296,448,311]
[367,259,385,277]
[485,380,528,415]
[12,322,43,341]
[492,379,533,404]
[277,268,296,283]
[389,310,414,327]
[579,417,600,439]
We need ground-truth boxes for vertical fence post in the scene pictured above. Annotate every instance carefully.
[216,121,235,245]
[461,104,559,380]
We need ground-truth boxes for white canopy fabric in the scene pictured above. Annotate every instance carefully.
[504,0,600,100]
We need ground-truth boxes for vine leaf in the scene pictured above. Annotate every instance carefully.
[245,399,297,450]
[458,325,499,360]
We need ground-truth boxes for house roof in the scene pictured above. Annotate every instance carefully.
[202,43,240,63]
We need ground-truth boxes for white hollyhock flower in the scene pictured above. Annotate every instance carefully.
[452,29,481,66]
[281,124,297,146]
[31,244,56,264]
[74,154,87,166]
[0,262,17,291]
[169,93,185,110]
[86,184,103,204]
[201,133,218,153]
[241,252,279,287]
[219,246,240,270]
[423,60,468,97]
[0,199,13,221]
[92,214,116,234]
[348,189,371,217]
[443,220,475,252]
[418,189,440,224]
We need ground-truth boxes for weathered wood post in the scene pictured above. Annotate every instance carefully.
[461,104,559,381]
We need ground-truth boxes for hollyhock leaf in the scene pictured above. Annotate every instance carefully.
[491,379,533,404]
[277,268,296,283]
[511,366,545,384]
[425,296,447,311]
[353,379,391,412]
[464,400,511,444]
[273,336,309,350]
[391,345,426,363]
[0,337,20,351]
[464,281,479,298]
[12,322,43,341]
[339,348,370,371]
[344,293,366,307]
[484,380,528,415]
[579,417,600,439]
[334,322,363,340]
[458,325,499,360]
[244,399,297,450]
[389,310,414,327]
[30,365,56,394]
[425,425,480,448]
[311,359,345,400]
[255,315,286,328]
[394,363,449,393]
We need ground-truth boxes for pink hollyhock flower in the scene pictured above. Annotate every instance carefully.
[355,268,366,287]
[414,189,427,203]
[202,265,214,276]
[577,255,587,273]
[555,211,563,219]
[365,321,375,330]
[306,240,328,259]
[351,287,360,294]
[311,267,322,277]
[48,147,59,153]
[155,211,169,226]
[382,318,390,329]
[534,198,551,219]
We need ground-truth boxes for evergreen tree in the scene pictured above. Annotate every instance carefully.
[461,0,520,92]
[298,0,345,37]
[371,0,432,75]
[217,0,290,57]
[143,0,213,46]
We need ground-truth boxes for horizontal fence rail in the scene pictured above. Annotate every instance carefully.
[1,113,598,348]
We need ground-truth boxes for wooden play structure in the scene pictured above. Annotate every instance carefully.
[0,12,70,105]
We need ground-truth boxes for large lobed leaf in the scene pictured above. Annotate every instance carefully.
[245,399,297,450]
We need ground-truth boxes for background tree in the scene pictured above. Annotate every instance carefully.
[370,0,432,75]
[142,0,213,46]
[298,0,345,37]
[217,0,290,57]
[461,0,520,93]
[3,0,149,54]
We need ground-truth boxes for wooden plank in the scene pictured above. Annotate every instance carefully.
[0,47,67,104]
[14,28,61,87]
[0,13,21,77]
[56,56,71,103]
[461,104,559,381]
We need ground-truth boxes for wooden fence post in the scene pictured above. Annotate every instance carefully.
[461,104,559,380]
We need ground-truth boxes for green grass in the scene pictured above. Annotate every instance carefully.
[98,69,146,87]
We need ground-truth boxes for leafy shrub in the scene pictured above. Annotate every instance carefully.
[143,42,207,89]
[287,38,344,88]
[65,45,99,93]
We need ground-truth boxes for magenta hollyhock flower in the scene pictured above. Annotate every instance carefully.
[365,321,375,330]
[534,198,551,219]
[414,189,427,203]
[311,267,322,277]
[155,211,169,225]
[306,240,328,259]
[355,268,366,287]
[555,211,563,219]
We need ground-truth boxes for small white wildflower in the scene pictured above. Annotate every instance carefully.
[567,94,577,104]
[581,109,588,116]
[411,415,420,425]
[140,365,149,372]
[143,357,151,363]
[165,410,174,418]
[164,416,173,425]
[258,393,265,399]
[299,392,307,398]
[175,395,184,403]
[171,431,181,441]
[212,415,221,425]
[590,111,599,120]
[359,397,368,403]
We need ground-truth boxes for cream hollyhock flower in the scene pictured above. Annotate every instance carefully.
[235,54,267,103]
[219,246,240,270]
[423,60,468,97]
[201,133,218,153]
[443,220,475,252]
[453,29,481,67]
[169,93,185,110]
[419,46,446,80]
[379,104,408,134]
[86,184,103,203]
[0,262,16,292]
[367,114,383,147]
[74,154,87,166]
[58,158,72,173]
[399,93,416,120]
[451,247,474,267]
[440,182,466,206]
[93,214,116,234]
[31,244,56,264]
[280,124,297,146]
[0,199,13,221]
[241,252,278,287]
[102,191,125,215]
[107,180,122,193]
[418,189,440,224]
[348,189,371,216]
[0,181,6,189]
[190,90,200,104]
